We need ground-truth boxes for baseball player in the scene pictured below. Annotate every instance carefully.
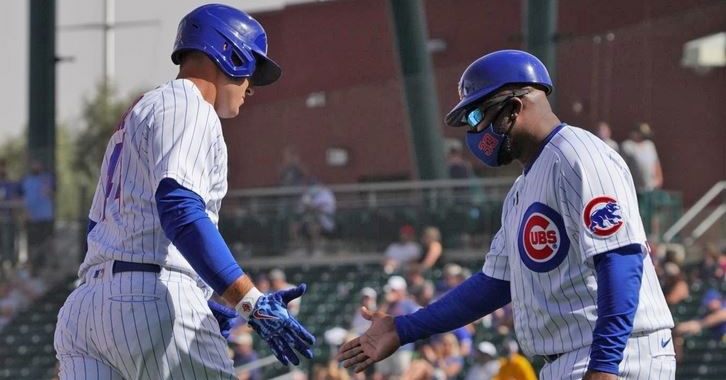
[54,5,314,379]
[337,50,675,380]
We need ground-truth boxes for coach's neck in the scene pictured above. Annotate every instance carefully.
[177,52,218,106]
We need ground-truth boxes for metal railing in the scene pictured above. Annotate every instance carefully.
[219,178,516,256]
[225,177,515,211]
[663,181,726,244]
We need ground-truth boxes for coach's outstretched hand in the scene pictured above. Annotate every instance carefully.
[336,306,401,373]
[248,284,315,366]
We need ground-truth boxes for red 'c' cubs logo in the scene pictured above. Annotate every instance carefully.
[478,133,498,156]
[583,196,623,237]
[518,202,570,272]
[523,214,560,261]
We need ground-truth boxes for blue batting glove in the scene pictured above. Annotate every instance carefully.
[208,299,238,340]
[247,284,316,366]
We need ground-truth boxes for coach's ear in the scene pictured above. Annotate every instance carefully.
[506,97,524,121]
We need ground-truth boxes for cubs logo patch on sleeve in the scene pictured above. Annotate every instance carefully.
[583,196,624,237]
[518,202,570,272]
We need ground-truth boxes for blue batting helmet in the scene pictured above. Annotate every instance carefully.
[171,4,281,86]
[445,50,553,127]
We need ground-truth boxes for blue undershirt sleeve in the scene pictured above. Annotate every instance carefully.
[394,272,511,345]
[155,178,243,295]
[588,243,644,374]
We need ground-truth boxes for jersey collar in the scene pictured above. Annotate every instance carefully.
[524,123,567,175]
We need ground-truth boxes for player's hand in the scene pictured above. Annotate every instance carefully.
[208,299,239,339]
[247,284,315,366]
[583,370,617,380]
[336,306,401,373]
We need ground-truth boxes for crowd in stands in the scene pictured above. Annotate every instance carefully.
[220,223,725,380]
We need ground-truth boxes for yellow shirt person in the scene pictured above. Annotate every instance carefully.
[493,353,537,380]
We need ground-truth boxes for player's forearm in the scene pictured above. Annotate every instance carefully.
[394,272,511,344]
[221,274,256,305]
[589,244,644,374]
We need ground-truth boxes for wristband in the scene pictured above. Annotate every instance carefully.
[236,287,264,319]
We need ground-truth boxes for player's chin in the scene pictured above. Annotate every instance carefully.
[217,106,241,119]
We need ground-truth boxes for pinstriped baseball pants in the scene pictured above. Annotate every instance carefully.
[54,261,236,380]
[539,328,676,379]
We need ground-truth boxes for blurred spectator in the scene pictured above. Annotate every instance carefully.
[418,227,442,271]
[434,264,466,299]
[409,278,472,357]
[700,243,725,282]
[350,287,377,335]
[230,332,262,380]
[595,121,619,153]
[382,226,422,274]
[661,262,689,306]
[314,359,351,380]
[409,280,434,309]
[405,266,426,292]
[291,178,336,256]
[675,288,726,340]
[401,333,462,380]
[621,123,663,192]
[446,145,474,180]
[432,333,464,379]
[377,276,419,379]
[279,147,307,187]
[269,268,300,316]
[254,273,271,294]
[0,267,47,329]
[20,159,55,275]
[0,160,20,266]
[465,341,500,380]
[494,340,537,380]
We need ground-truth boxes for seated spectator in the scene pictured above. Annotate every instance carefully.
[418,227,443,271]
[350,287,377,335]
[409,280,434,309]
[377,276,420,378]
[675,288,726,340]
[253,273,270,294]
[402,333,463,380]
[269,268,300,316]
[662,262,689,306]
[434,264,466,299]
[382,225,422,274]
[230,332,262,380]
[291,178,337,256]
[405,265,426,292]
[447,145,474,180]
[494,340,537,380]
[432,333,464,379]
[464,341,500,380]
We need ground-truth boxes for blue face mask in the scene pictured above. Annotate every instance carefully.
[466,125,509,167]
[464,107,511,167]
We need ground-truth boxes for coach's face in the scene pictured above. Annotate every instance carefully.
[215,76,252,119]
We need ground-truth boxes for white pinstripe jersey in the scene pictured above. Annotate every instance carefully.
[79,79,227,280]
[482,124,673,357]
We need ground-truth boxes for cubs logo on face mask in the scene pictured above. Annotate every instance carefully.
[517,202,570,272]
[583,196,624,237]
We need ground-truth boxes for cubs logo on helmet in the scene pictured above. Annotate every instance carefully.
[583,196,624,237]
[517,202,570,272]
